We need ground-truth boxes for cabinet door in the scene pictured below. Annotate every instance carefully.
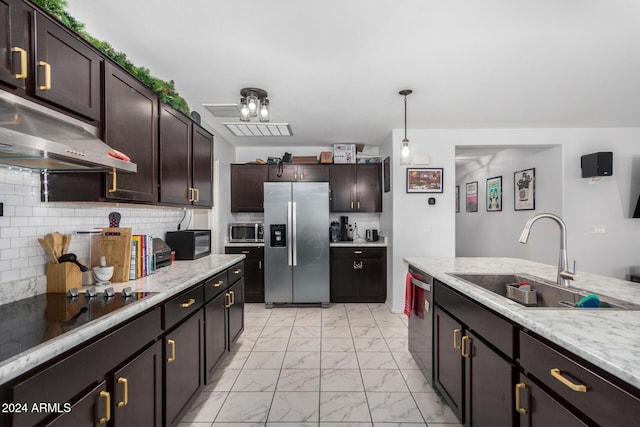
[227,278,245,348]
[356,256,386,302]
[268,164,297,181]
[0,0,27,89]
[205,291,228,379]
[192,124,214,207]
[231,164,268,212]
[112,342,162,427]
[433,306,464,422]
[159,104,192,205]
[46,381,108,427]
[165,311,204,426]
[356,164,382,212]
[516,374,588,427]
[225,247,264,303]
[103,62,158,203]
[298,164,329,182]
[329,165,355,212]
[465,331,514,427]
[33,12,101,121]
[330,250,357,302]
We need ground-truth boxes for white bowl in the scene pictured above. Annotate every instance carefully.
[93,266,114,282]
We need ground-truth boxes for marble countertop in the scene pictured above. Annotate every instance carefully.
[404,257,640,390]
[0,254,244,385]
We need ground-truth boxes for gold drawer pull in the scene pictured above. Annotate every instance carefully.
[213,280,223,287]
[515,382,528,414]
[12,47,27,79]
[241,250,250,254]
[37,60,51,91]
[354,250,363,254]
[230,290,235,305]
[461,335,471,358]
[188,187,195,202]
[453,328,461,349]
[550,368,588,392]
[117,377,128,408]
[194,188,200,202]
[225,292,231,308]
[98,391,111,424]
[167,339,176,363]
[180,298,196,308]
[233,269,242,274]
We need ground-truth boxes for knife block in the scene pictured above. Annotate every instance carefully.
[46,262,82,293]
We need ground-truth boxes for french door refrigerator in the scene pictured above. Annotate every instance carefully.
[264,182,330,307]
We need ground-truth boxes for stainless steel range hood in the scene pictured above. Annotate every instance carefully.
[0,89,137,173]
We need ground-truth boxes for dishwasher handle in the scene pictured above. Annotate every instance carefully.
[411,276,432,292]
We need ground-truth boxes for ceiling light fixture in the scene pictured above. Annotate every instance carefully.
[399,89,413,165]
[240,87,270,122]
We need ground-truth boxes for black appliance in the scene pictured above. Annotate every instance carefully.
[339,215,351,241]
[581,152,613,178]
[165,229,211,260]
[0,288,156,365]
[330,221,340,242]
[152,237,172,268]
[407,266,434,385]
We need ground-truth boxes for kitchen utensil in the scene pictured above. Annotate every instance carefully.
[38,238,59,263]
[58,253,88,272]
[44,234,56,257]
[99,227,132,282]
[109,211,121,228]
[93,256,114,285]
[51,232,64,257]
[62,233,71,255]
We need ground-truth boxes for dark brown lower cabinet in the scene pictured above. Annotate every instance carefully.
[330,247,386,303]
[112,341,162,426]
[225,246,264,303]
[47,381,108,427]
[227,278,245,348]
[164,311,204,427]
[433,305,464,422]
[204,291,228,379]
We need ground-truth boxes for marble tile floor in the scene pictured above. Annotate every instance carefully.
[179,302,461,427]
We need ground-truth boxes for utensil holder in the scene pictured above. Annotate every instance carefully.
[46,262,82,293]
[506,284,538,306]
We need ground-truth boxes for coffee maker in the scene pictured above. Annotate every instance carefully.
[339,216,351,241]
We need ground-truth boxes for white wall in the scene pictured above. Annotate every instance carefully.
[384,127,640,312]
[455,146,563,266]
[211,134,236,253]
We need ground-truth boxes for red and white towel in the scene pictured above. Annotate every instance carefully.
[404,272,414,317]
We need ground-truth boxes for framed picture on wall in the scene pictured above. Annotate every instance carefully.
[486,176,502,212]
[514,168,535,210]
[466,181,478,212]
[455,185,460,213]
[383,157,391,193]
[406,168,444,193]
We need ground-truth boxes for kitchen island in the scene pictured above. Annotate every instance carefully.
[405,256,640,426]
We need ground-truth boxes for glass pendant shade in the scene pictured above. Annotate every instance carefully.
[239,98,250,122]
[247,92,259,117]
[400,139,411,165]
[259,99,270,122]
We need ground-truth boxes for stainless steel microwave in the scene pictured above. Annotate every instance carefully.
[165,230,211,260]
[229,223,264,243]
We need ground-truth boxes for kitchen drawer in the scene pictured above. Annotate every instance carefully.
[332,247,385,259]
[163,284,204,330]
[225,246,263,258]
[204,270,229,302]
[228,261,244,284]
[434,280,514,358]
[12,308,160,426]
[519,331,640,427]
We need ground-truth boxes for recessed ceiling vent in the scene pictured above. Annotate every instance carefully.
[202,104,240,118]
[223,122,293,137]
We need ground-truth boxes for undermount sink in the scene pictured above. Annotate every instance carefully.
[450,273,640,310]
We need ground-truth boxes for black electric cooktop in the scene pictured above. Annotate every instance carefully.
[0,289,157,365]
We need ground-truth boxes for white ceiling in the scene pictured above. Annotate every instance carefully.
[66,0,640,147]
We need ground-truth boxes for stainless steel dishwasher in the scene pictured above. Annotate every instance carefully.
[407,265,433,385]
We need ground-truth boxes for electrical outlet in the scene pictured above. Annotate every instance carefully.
[588,225,606,234]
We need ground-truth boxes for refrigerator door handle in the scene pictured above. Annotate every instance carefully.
[287,201,293,266]
[292,201,298,266]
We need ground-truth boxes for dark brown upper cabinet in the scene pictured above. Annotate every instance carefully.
[268,164,329,182]
[230,164,268,212]
[0,0,29,90]
[32,11,102,122]
[329,164,381,212]
[159,105,213,207]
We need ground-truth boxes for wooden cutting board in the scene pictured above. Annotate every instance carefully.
[99,227,132,282]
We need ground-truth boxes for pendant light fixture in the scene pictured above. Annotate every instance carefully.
[239,87,270,122]
[399,89,412,165]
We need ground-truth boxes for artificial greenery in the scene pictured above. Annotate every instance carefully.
[32,0,191,116]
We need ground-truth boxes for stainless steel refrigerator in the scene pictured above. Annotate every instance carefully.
[264,182,330,307]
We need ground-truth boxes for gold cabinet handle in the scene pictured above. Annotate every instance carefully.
[233,269,242,274]
[300,173,304,180]
[230,290,235,305]
[357,201,361,209]
[167,339,176,363]
[180,298,196,308]
[117,377,128,408]
[515,382,528,415]
[258,260,262,269]
[11,47,27,79]
[213,280,223,287]
[550,368,588,392]
[188,187,195,202]
[98,391,111,424]
[351,201,354,209]
[453,329,461,349]
[225,292,231,308]
[108,167,117,193]
[194,188,200,202]
[461,335,471,358]
[37,61,51,91]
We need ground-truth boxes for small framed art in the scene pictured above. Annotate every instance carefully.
[383,157,391,193]
[455,185,460,213]
[406,168,443,193]
[466,181,478,212]
[486,176,502,212]
[514,168,535,210]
